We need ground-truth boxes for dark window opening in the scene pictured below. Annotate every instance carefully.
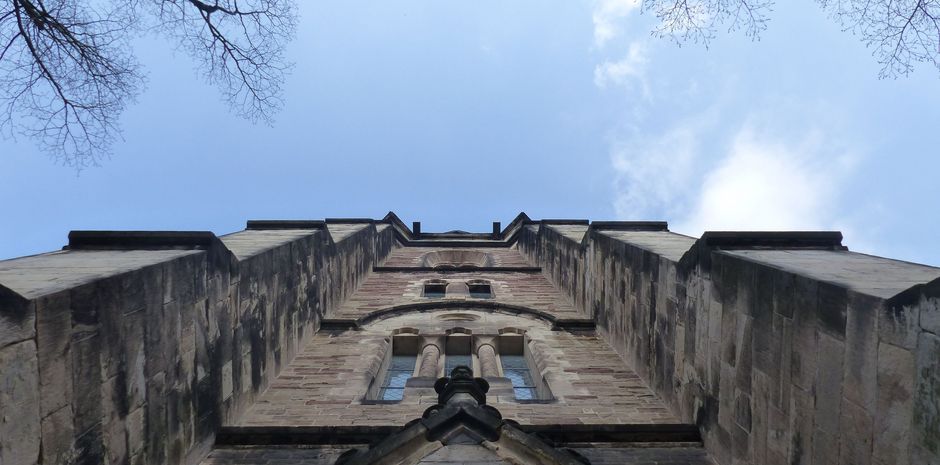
[468,283,492,298]
[424,283,447,298]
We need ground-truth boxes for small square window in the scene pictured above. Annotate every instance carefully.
[468,283,492,298]
[424,283,447,298]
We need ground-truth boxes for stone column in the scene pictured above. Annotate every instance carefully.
[477,343,499,377]
[418,342,441,377]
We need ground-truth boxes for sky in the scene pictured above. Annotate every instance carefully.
[1,0,938,265]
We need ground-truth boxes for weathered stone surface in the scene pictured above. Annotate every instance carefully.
[791,276,819,392]
[0,286,35,350]
[0,340,41,465]
[127,406,146,457]
[879,302,919,349]
[788,387,814,465]
[920,295,940,333]
[843,292,879,413]
[913,332,940,464]
[41,406,76,465]
[4,217,940,465]
[35,291,72,418]
[814,332,845,435]
[817,282,848,338]
[874,342,913,465]
[839,398,872,465]
[70,332,102,438]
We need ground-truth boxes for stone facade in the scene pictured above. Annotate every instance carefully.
[518,221,940,465]
[1,212,938,465]
[0,221,393,465]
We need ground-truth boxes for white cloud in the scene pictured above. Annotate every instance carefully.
[612,109,859,238]
[594,41,650,97]
[612,109,717,220]
[674,126,857,235]
[592,0,641,48]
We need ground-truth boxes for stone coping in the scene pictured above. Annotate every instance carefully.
[214,424,702,446]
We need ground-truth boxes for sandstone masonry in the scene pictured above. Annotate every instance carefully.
[1,212,938,465]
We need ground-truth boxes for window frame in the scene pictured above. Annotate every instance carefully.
[467,280,493,299]
[423,280,447,298]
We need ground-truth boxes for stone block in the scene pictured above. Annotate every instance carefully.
[839,399,872,465]
[41,405,76,465]
[145,372,167,465]
[839,398,873,465]
[73,423,105,464]
[750,373,770,464]
[122,308,148,412]
[721,298,738,366]
[814,332,845,434]
[96,276,124,379]
[843,292,879,414]
[0,340,41,465]
[920,296,940,334]
[766,405,790,462]
[773,271,796,318]
[164,256,196,305]
[194,255,208,303]
[735,390,752,432]
[0,286,35,349]
[812,428,838,465]
[719,362,736,428]
[101,376,128,463]
[789,387,814,465]
[120,271,146,314]
[71,332,102,436]
[707,298,723,394]
[222,360,234,400]
[913,332,940,464]
[734,314,753,394]
[791,277,818,391]
[879,301,919,350]
[35,291,73,418]
[732,423,751,465]
[817,282,847,339]
[874,342,913,465]
[126,406,146,457]
[770,313,793,411]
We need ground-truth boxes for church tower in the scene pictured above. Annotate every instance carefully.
[1,213,938,464]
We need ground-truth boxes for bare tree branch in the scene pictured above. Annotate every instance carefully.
[0,0,141,168]
[641,0,775,46]
[818,0,940,77]
[639,0,940,77]
[146,0,296,123]
[0,0,296,168]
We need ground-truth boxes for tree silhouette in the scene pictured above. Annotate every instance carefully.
[642,0,939,78]
[0,0,295,168]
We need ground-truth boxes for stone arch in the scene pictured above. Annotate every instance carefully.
[420,249,494,268]
[357,300,559,327]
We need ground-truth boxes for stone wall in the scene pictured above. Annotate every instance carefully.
[0,222,393,465]
[236,309,678,428]
[517,223,590,317]
[519,223,940,465]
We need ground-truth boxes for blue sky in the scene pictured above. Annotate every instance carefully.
[1,0,938,265]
